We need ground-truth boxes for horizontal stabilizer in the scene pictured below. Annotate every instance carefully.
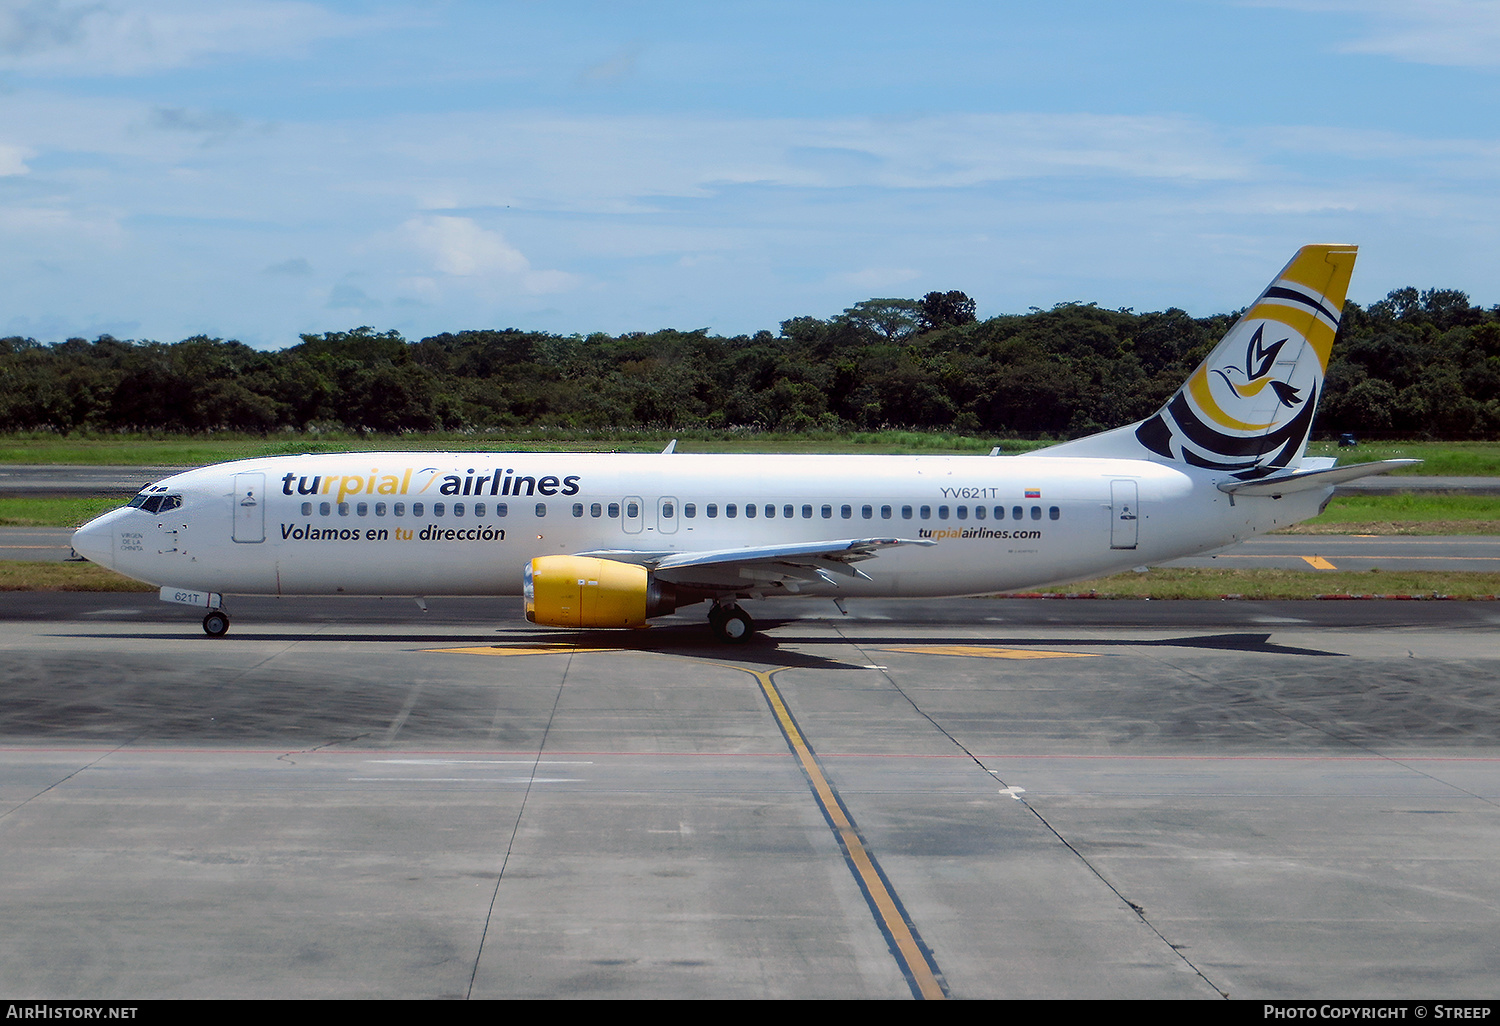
[1216,459,1420,497]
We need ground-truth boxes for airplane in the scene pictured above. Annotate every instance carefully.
[70,244,1416,642]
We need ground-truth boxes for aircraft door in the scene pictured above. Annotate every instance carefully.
[622,496,644,535]
[657,496,678,535]
[233,472,266,543]
[1110,479,1139,550]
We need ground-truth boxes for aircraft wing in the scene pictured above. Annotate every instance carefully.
[575,537,935,590]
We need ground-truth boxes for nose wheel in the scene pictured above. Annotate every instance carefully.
[202,610,230,637]
[707,603,755,643]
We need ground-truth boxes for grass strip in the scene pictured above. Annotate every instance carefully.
[0,497,132,528]
[0,562,155,592]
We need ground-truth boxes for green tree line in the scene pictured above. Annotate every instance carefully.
[2,287,1497,438]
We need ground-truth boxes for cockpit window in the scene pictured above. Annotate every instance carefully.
[127,492,182,514]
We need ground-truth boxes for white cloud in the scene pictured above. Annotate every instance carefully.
[1246,0,1500,67]
[828,268,922,291]
[356,110,1254,220]
[576,43,642,85]
[0,0,362,75]
[0,142,30,174]
[0,85,1497,343]
[398,215,576,295]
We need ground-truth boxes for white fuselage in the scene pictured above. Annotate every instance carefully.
[72,451,1327,600]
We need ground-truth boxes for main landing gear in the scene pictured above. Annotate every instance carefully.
[202,610,230,637]
[707,602,755,643]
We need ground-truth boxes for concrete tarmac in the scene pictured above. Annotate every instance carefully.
[0,593,1497,999]
[0,528,84,562]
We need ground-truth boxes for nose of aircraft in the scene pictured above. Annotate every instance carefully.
[71,512,116,567]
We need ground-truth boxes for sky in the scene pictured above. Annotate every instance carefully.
[1,0,1498,348]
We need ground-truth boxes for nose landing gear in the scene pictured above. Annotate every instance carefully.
[202,610,230,637]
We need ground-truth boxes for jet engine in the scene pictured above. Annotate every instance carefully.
[524,555,679,629]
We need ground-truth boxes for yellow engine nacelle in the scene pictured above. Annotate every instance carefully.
[524,555,678,629]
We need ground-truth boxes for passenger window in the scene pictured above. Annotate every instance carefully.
[592,503,604,518]
[434,503,445,517]
[572,503,584,517]
[301,502,311,516]
[412,502,424,517]
[745,504,756,519]
[706,503,717,518]
[821,505,832,519]
[496,503,508,517]
[357,502,368,517]
[802,505,813,519]
[662,502,675,518]
[1049,506,1060,520]
[683,503,695,518]
[880,505,892,519]
[764,504,774,518]
[840,504,852,519]
[901,506,912,519]
[627,501,639,517]
[920,505,931,520]
[394,502,405,516]
[783,505,794,519]
[338,502,350,516]
[609,502,621,518]
[727,504,738,518]
[938,505,949,520]
[1031,506,1042,520]
[453,503,464,517]
[956,506,967,520]
[375,502,387,516]
[861,505,872,519]
[536,503,547,517]
[320,502,331,516]
[1012,506,1023,520]
[974,505,986,520]
[474,503,485,517]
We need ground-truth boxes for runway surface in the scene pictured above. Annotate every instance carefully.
[0,465,185,496]
[1,594,1497,999]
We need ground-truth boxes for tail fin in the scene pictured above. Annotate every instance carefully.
[1031,245,1356,477]
[1136,245,1356,476]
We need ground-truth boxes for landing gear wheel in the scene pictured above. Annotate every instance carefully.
[202,610,230,637]
[710,605,754,644]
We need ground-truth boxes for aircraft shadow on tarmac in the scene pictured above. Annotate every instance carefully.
[49,621,1345,664]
